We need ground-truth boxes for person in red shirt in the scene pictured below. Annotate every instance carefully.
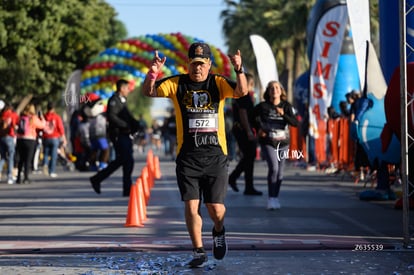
[0,101,19,184]
[41,102,67,178]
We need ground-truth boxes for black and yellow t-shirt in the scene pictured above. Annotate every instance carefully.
[155,74,236,156]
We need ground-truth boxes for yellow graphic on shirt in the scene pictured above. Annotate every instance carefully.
[182,90,218,134]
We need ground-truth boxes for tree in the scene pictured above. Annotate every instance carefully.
[262,0,313,99]
[0,0,125,107]
[221,0,270,82]
[127,86,153,120]
[221,0,313,100]
[220,0,379,100]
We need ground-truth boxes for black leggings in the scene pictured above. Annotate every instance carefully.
[261,143,288,198]
[229,127,257,190]
[16,138,36,181]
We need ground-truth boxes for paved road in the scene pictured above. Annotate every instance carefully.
[0,151,413,274]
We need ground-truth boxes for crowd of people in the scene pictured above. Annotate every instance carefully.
[0,100,67,184]
[133,110,177,160]
[0,47,307,213]
[0,61,382,199]
[323,90,374,181]
[2,41,397,268]
[0,93,181,188]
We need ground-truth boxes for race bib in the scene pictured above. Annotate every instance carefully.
[188,114,218,133]
[269,129,287,141]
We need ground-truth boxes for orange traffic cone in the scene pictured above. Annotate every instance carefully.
[148,163,155,188]
[146,150,155,187]
[125,181,144,227]
[154,155,161,179]
[141,166,151,205]
[136,177,147,222]
[255,146,261,160]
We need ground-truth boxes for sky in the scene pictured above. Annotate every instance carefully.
[105,0,229,116]
[106,0,228,51]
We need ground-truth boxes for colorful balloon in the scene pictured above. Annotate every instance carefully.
[80,33,232,100]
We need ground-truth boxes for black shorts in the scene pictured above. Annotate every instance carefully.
[176,153,228,203]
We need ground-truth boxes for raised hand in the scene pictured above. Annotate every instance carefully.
[150,50,167,74]
[228,50,243,71]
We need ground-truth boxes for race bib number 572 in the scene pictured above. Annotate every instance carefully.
[189,118,217,133]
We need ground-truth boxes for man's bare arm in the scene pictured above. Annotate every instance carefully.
[141,50,166,97]
[228,50,248,98]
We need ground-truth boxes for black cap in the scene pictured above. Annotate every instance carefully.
[188,42,211,64]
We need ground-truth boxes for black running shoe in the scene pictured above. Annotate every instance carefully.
[212,227,227,260]
[89,176,101,194]
[187,249,208,268]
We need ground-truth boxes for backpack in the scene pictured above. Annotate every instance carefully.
[17,116,30,135]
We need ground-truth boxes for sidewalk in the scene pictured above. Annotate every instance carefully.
[0,152,413,274]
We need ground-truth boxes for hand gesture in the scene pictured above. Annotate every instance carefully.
[150,50,166,74]
[228,50,243,71]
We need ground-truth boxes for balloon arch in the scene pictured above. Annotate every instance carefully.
[80,32,234,102]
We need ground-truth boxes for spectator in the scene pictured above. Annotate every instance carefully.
[77,111,92,171]
[150,119,162,152]
[16,104,46,184]
[42,101,67,178]
[346,91,371,181]
[0,101,19,184]
[87,100,109,171]
[224,107,236,162]
[136,114,148,154]
[228,73,262,195]
[339,101,350,117]
[163,110,177,160]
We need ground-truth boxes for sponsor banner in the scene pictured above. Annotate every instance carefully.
[309,5,347,138]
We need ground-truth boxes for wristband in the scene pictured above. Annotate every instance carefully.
[234,67,244,74]
[148,71,158,80]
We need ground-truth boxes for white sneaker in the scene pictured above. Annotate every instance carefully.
[50,173,58,178]
[267,197,281,210]
[7,178,14,184]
